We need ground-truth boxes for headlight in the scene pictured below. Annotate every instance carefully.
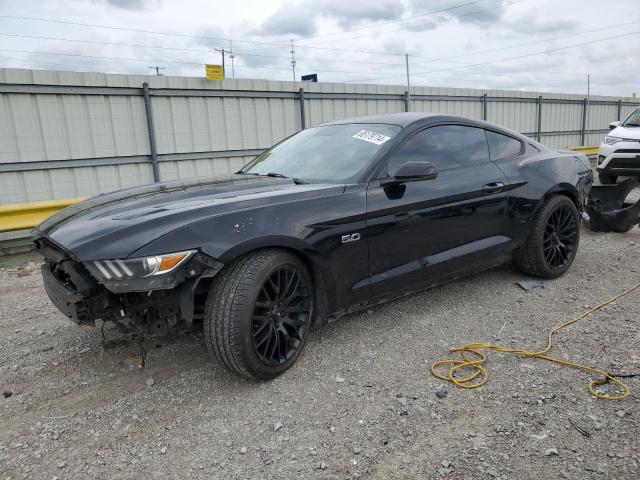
[91,250,195,279]
[85,250,197,292]
[604,136,624,145]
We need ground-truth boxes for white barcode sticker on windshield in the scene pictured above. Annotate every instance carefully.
[352,130,391,145]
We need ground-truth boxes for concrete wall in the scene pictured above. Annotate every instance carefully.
[0,68,637,203]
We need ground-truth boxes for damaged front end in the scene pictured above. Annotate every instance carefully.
[585,178,640,233]
[36,237,223,336]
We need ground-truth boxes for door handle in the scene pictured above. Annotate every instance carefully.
[482,182,505,194]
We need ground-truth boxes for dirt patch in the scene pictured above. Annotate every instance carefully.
[1,228,639,479]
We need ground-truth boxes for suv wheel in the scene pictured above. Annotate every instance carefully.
[598,172,618,185]
[203,249,313,380]
[515,195,580,279]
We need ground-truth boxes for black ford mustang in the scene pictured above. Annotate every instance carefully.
[34,113,593,379]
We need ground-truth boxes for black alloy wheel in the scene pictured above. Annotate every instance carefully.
[542,204,578,270]
[515,195,580,279]
[204,249,314,379]
[252,265,311,366]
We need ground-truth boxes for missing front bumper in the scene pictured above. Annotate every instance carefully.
[586,178,640,233]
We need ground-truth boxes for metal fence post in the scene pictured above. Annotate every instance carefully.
[298,87,306,130]
[580,97,588,146]
[617,99,622,121]
[536,96,543,142]
[482,93,488,121]
[142,82,160,182]
[404,90,410,112]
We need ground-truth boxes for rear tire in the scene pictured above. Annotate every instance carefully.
[515,195,580,279]
[203,249,313,380]
[598,172,618,185]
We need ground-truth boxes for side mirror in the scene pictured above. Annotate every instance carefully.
[382,161,438,186]
[609,121,621,130]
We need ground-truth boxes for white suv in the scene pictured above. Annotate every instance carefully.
[597,107,640,184]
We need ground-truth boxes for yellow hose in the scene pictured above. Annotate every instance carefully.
[430,280,640,401]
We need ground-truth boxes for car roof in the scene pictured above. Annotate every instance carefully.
[320,112,507,129]
[321,112,439,127]
[319,112,537,144]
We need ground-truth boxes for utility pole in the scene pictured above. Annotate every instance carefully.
[404,53,411,112]
[215,47,226,75]
[228,40,235,78]
[148,66,165,76]
[290,39,296,82]
[586,73,591,140]
[405,54,410,89]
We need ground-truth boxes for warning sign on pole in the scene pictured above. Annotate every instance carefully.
[205,64,224,80]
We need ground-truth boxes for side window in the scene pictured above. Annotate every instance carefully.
[388,125,489,174]
[486,130,523,161]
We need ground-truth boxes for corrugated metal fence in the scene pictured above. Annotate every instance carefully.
[1,68,638,204]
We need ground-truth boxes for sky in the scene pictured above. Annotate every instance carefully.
[0,0,638,97]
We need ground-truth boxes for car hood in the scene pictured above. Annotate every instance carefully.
[35,174,343,261]
[610,125,640,140]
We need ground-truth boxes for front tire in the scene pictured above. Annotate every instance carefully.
[203,249,313,380]
[598,172,618,185]
[515,195,580,279]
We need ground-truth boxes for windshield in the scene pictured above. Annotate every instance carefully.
[622,107,640,127]
[241,123,401,183]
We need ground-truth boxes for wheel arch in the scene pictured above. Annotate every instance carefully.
[523,183,581,242]
[528,183,580,223]
[543,183,580,208]
[213,236,334,328]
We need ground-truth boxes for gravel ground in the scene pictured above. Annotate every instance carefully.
[0,228,639,480]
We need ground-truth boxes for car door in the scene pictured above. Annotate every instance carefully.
[365,124,512,300]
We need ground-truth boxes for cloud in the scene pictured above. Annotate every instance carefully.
[403,19,439,33]
[315,0,406,29]
[506,15,578,35]
[254,2,318,37]
[253,0,406,37]
[98,0,154,10]
[408,0,508,26]
[192,24,227,49]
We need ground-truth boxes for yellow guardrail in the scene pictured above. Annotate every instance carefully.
[0,197,85,232]
[569,145,599,157]
[0,144,602,234]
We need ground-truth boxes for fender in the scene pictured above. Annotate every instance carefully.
[216,235,337,322]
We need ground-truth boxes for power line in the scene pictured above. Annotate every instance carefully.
[0,49,202,66]
[1,3,504,51]
[0,14,483,60]
[0,33,408,66]
[1,27,630,82]
[0,48,410,76]
[1,11,637,87]
[410,19,640,67]
[305,0,525,46]
[0,38,627,84]
[413,29,640,77]
[1,47,631,92]
[302,0,494,41]
[2,47,625,85]
[0,14,289,47]
[354,29,640,83]
[0,14,407,57]
[0,29,614,78]
[0,55,107,71]
[0,48,285,70]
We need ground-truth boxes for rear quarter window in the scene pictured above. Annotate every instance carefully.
[486,130,523,161]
